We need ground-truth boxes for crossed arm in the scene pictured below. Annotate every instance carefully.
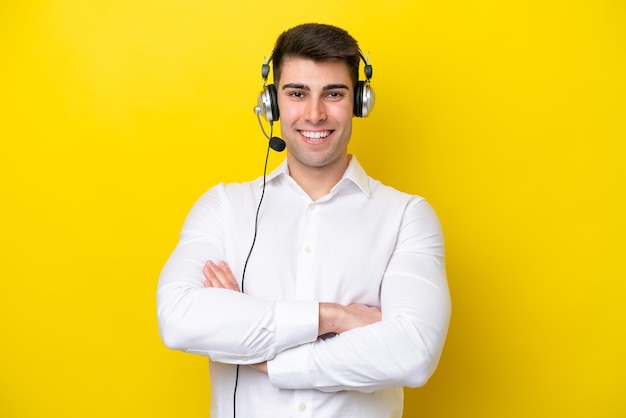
[159,191,450,392]
[203,260,383,373]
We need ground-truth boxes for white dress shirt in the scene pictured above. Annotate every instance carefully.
[157,155,451,418]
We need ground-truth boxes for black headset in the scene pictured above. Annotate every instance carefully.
[256,49,375,123]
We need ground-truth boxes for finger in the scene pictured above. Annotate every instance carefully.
[207,261,231,288]
[219,260,233,276]
[205,260,240,291]
[215,261,240,291]
[203,262,219,288]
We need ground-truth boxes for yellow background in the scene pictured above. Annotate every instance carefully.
[1,1,625,417]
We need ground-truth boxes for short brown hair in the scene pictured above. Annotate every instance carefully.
[271,23,361,87]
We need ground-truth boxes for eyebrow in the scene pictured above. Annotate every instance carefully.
[282,83,350,91]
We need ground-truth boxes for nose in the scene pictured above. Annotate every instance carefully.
[304,98,327,123]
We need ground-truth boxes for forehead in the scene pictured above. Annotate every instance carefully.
[277,57,353,87]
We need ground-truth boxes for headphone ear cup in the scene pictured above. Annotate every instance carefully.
[354,81,364,117]
[354,81,375,118]
[267,84,279,122]
[258,84,280,122]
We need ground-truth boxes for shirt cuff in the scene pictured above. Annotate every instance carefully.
[274,299,319,353]
[267,342,313,389]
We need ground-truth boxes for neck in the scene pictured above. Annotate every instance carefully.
[288,155,350,201]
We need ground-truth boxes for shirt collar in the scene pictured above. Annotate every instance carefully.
[264,155,370,197]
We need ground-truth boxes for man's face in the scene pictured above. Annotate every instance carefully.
[276,57,354,173]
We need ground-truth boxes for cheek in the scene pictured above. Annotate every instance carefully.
[337,105,354,125]
[276,100,298,122]
[337,97,355,118]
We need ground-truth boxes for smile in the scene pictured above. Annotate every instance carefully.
[299,130,332,141]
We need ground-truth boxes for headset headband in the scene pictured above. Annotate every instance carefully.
[261,49,373,85]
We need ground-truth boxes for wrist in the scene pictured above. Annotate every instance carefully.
[318,302,341,336]
[248,361,268,374]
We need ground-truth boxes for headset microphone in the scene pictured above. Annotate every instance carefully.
[254,106,286,152]
[269,136,286,152]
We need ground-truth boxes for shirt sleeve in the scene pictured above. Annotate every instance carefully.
[156,185,319,364]
[267,198,451,392]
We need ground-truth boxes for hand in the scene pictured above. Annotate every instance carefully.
[203,260,240,292]
[319,303,382,336]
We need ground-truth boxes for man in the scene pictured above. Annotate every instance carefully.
[157,23,451,417]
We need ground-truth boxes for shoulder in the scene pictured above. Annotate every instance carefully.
[198,177,263,202]
[368,177,424,205]
[185,177,263,218]
[366,177,442,226]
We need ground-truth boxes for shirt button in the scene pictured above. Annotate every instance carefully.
[308,204,315,211]
[299,403,307,411]
[304,246,311,254]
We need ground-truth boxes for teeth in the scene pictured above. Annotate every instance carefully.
[300,130,331,140]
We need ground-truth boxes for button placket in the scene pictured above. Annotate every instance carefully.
[294,390,314,417]
[295,202,317,300]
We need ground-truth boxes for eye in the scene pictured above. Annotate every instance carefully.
[326,91,345,100]
[287,91,305,99]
